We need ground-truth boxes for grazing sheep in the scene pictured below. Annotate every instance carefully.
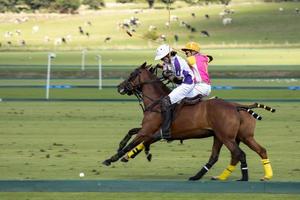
[171,15,179,21]
[129,17,140,26]
[174,34,179,42]
[201,30,210,37]
[66,34,72,42]
[32,25,39,33]
[86,21,92,26]
[222,17,232,25]
[16,30,22,36]
[191,27,197,33]
[104,37,111,43]
[54,38,62,46]
[78,26,84,35]
[20,40,26,46]
[148,25,157,31]
[4,31,13,38]
[159,34,166,41]
[62,37,67,44]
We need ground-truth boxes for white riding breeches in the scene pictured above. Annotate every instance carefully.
[169,83,196,104]
[194,82,211,97]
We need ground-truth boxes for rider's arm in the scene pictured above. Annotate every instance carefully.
[186,56,196,67]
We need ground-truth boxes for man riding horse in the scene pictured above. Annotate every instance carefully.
[102,46,275,181]
[155,44,207,139]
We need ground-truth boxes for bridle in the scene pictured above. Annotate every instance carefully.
[121,68,165,113]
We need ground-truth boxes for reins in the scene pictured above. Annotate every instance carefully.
[127,71,166,113]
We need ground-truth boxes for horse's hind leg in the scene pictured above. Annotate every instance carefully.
[211,139,241,181]
[223,140,248,181]
[189,136,223,181]
[242,137,273,181]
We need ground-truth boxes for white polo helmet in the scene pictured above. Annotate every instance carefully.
[154,44,172,60]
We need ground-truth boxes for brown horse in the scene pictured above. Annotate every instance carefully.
[103,63,275,181]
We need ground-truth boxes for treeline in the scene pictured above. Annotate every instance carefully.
[0,0,105,13]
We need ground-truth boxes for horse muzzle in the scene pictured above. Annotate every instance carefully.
[117,86,126,95]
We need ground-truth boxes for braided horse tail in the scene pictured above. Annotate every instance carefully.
[236,102,276,120]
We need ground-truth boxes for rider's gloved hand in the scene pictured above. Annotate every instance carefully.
[171,76,183,84]
[155,63,163,69]
[162,70,174,79]
[207,55,213,63]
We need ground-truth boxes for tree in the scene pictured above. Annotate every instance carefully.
[146,0,155,8]
[24,0,55,10]
[53,0,81,13]
[82,0,105,10]
[161,0,176,5]
[0,0,24,12]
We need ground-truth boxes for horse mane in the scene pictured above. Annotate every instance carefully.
[139,62,171,95]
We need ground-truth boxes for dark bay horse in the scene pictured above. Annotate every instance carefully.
[103,62,275,181]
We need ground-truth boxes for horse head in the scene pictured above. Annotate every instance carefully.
[117,62,152,96]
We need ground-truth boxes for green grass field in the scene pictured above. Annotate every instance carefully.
[0,101,299,199]
[1,48,300,67]
[1,101,299,181]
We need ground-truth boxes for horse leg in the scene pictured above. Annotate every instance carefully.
[143,134,162,162]
[118,127,141,152]
[103,133,146,166]
[223,140,248,181]
[242,137,273,181]
[211,139,241,181]
[189,136,223,181]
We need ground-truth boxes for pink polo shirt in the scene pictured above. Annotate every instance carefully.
[187,53,211,85]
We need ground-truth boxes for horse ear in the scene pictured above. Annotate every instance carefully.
[141,62,147,68]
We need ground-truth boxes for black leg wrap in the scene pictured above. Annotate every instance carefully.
[238,151,248,181]
[238,163,249,181]
[118,128,141,152]
[118,134,132,152]
[189,163,213,181]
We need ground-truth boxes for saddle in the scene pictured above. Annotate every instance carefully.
[181,94,204,105]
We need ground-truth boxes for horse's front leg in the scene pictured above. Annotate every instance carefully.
[189,136,223,181]
[120,129,161,163]
[118,127,141,152]
[103,133,146,166]
[103,127,156,166]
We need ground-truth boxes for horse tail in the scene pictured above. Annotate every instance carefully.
[237,107,262,120]
[253,102,276,113]
[235,102,276,113]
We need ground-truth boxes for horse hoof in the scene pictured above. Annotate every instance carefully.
[146,154,152,162]
[188,176,199,181]
[102,159,111,166]
[121,157,128,162]
[260,177,270,181]
[211,176,219,181]
[237,178,248,181]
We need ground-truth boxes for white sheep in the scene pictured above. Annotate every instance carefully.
[222,17,232,26]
